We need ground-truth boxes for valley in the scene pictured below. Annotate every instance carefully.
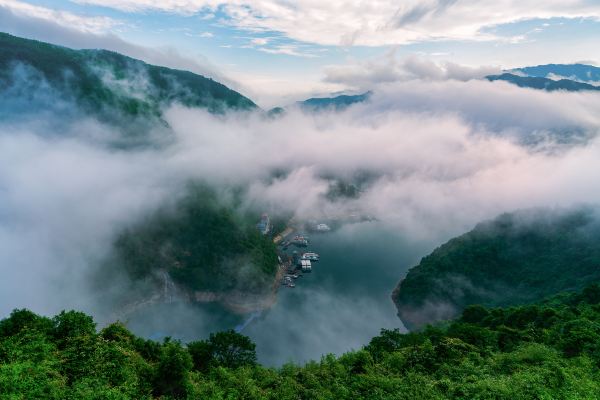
[2,12,600,397]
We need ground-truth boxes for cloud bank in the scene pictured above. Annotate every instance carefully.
[0,0,119,33]
[2,68,600,362]
[71,0,600,45]
[324,54,502,89]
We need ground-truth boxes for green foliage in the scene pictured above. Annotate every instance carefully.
[0,330,66,399]
[188,330,257,372]
[154,340,192,399]
[0,32,256,133]
[0,310,153,399]
[0,308,53,338]
[113,184,278,294]
[3,286,600,399]
[52,310,96,347]
[393,208,600,329]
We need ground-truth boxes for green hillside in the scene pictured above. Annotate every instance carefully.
[393,208,600,330]
[111,184,278,296]
[0,32,256,126]
[298,92,372,112]
[3,284,600,398]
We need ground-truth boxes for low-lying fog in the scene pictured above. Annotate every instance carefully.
[2,75,600,363]
[126,222,432,366]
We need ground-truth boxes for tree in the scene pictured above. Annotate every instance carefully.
[51,310,96,346]
[100,322,135,344]
[559,319,600,357]
[0,309,53,338]
[208,330,257,369]
[188,330,256,371]
[581,284,600,305]
[187,339,213,373]
[154,340,192,399]
[365,328,406,361]
[461,305,490,324]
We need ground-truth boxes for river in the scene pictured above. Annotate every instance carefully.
[125,220,434,366]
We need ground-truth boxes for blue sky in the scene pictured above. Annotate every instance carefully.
[1,0,599,105]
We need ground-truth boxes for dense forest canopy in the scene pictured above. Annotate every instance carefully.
[112,184,278,295]
[393,207,600,330]
[0,32,256,131]
[2,284,600,398]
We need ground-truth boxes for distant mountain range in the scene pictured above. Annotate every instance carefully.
[292,65,600,106]
[487,73,600,92]
[486,63,600,92]
[266,91,371,117]
[298,91,372,111]
[513,63,600,82]
[0,32,256,129]
[293,65,600,106]
[9,30,595,127]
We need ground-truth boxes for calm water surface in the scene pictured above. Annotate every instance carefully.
[127,221,433,365]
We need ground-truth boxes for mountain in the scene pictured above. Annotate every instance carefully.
[3,283,600,398]
[512,63,600,82]
[298,91,372,111]
[104,184,279,311]
[486,73,600,92]
[393,208,600,331]
[0,32,256,127]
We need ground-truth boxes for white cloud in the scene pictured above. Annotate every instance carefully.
[199,11,215,19]
[0,0,120,33]
[3,68,600,352]
[258,44,318,58]
[228,70,343,108]
[323,53,501,89]
[250,37,269,46]
[70,0,600,46]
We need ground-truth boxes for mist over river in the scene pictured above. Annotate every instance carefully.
[125,221,435,365]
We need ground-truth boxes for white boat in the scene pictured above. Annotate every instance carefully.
[301,252,320,261]
[300,259,312,272]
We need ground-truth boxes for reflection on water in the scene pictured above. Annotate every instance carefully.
[125,221,433,365]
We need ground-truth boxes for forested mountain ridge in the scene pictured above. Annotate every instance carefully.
[393,208,600,330]
[0,32,257,126]
[487,73,600,92]
[2,284,600,398]
[106,184,279,308]
[512,63,600,82]
[298,92,372,111]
